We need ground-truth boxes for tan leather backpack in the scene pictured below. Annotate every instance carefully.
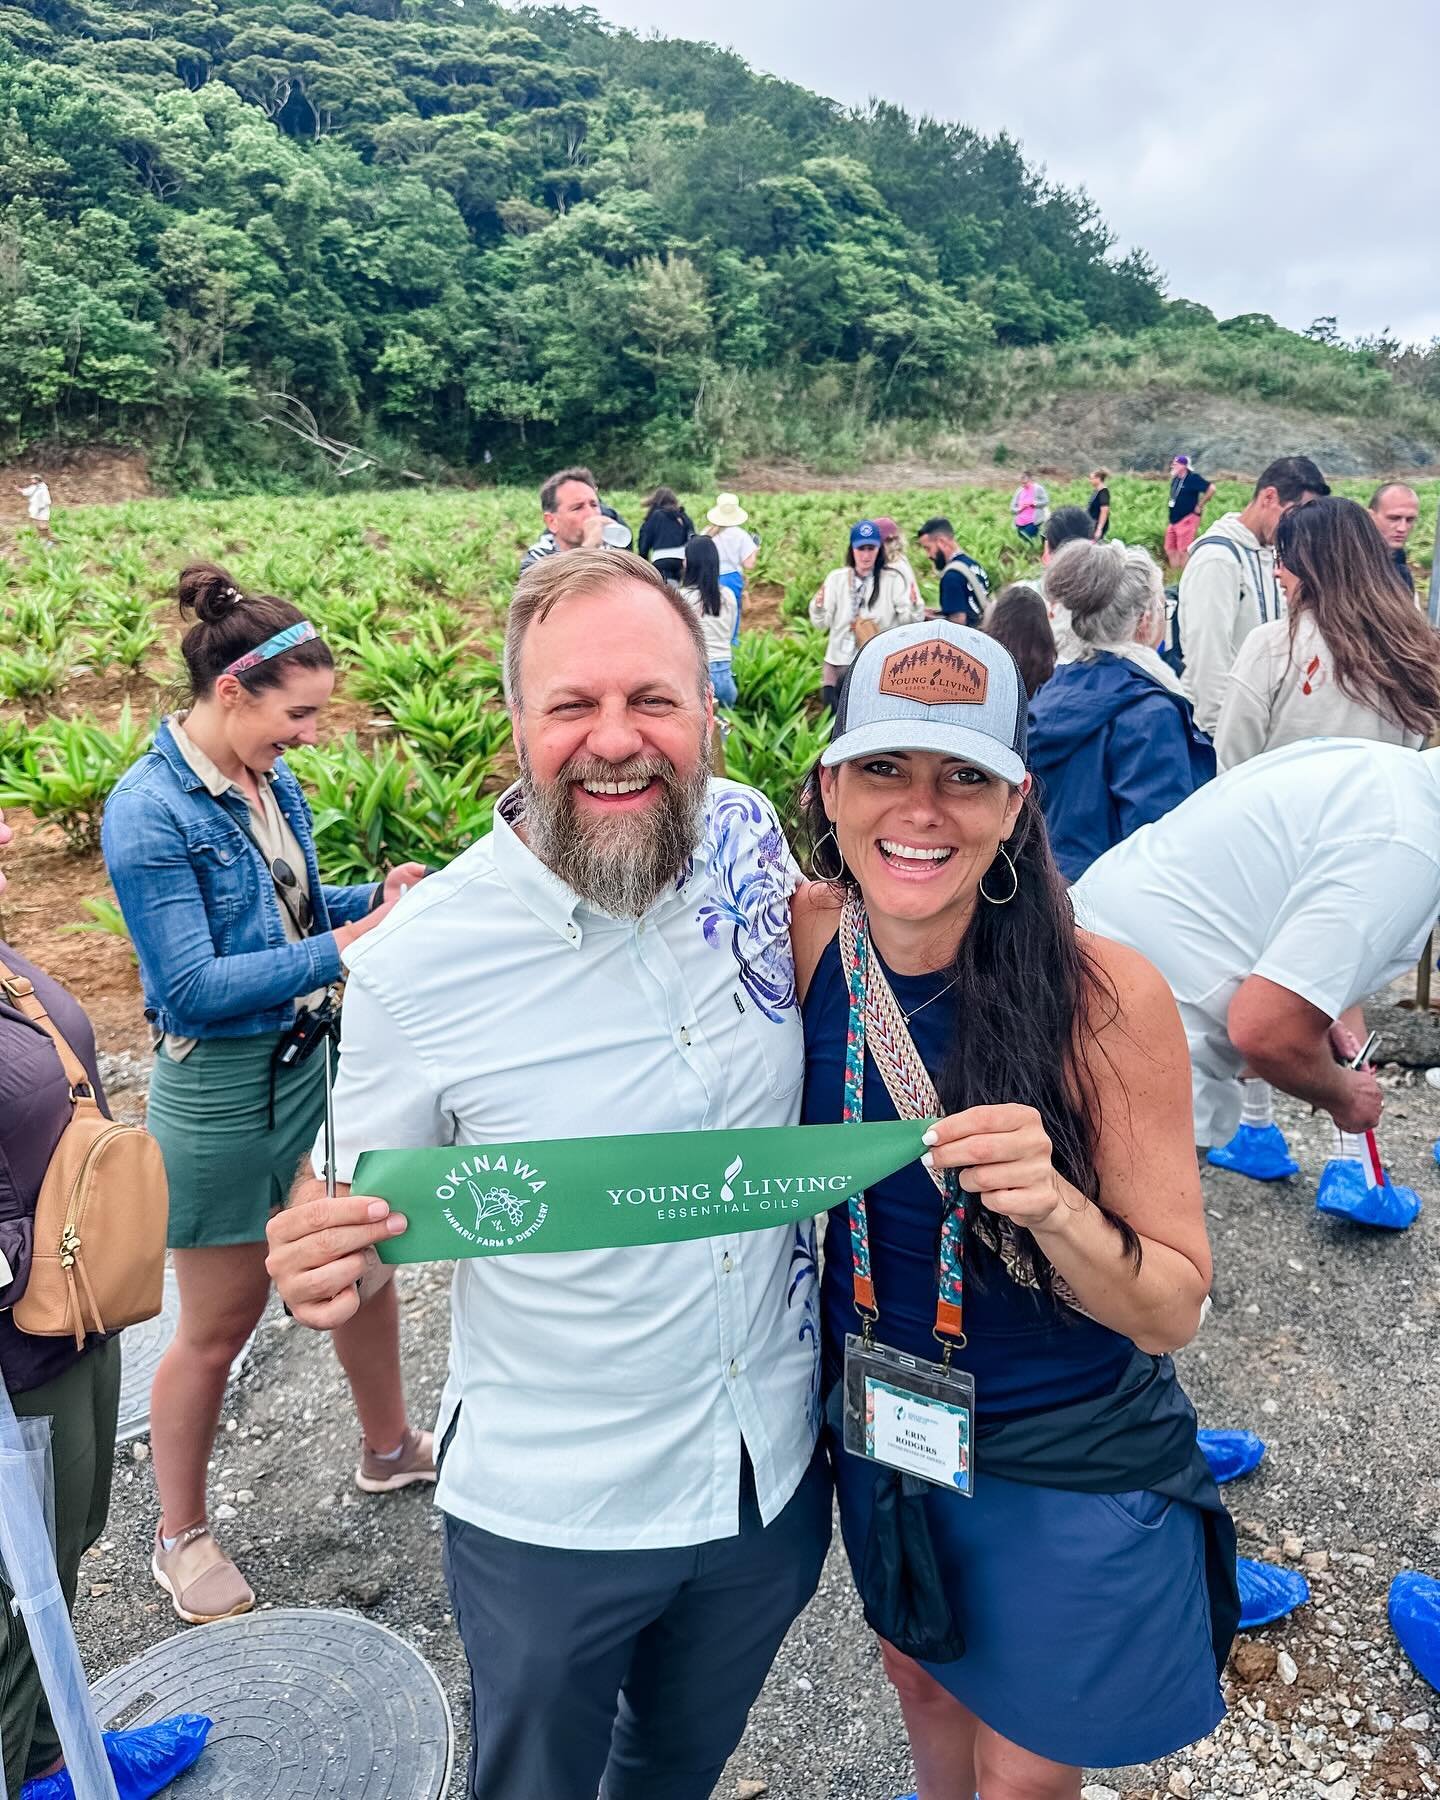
[1,957,167,1348]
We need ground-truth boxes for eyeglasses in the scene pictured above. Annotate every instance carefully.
[270,857,313,935]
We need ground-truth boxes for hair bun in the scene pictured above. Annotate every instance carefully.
[177,562,247,625]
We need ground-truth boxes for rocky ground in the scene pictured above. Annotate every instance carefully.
[76,1001,1440,1800]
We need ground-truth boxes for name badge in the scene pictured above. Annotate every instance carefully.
[841,1333,975,1498]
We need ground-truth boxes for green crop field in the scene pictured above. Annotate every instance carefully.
[3,476,1435,927]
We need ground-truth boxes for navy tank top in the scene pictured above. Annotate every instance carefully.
[802,936,1134,1422]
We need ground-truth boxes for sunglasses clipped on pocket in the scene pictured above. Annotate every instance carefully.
[269,856,313,935]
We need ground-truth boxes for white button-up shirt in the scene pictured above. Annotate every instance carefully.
[324,780,819,1550]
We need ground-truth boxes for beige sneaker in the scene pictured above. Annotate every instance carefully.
[151,1524,255,1625]
[355,1426,436,1494]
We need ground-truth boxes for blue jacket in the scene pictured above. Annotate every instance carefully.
[1028,654,1216,882]
[102,719,377,1041]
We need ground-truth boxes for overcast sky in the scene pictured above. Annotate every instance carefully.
[583,0,1439,345]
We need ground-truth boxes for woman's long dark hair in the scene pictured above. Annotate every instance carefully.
[799,772,1140,1298]
[681,534,724,617]
[845,539,889,577]
[983,584,1056,698]
[1275,496,1440,737]
[644,485,682,517]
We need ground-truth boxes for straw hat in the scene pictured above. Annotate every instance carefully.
[706,493,749,527]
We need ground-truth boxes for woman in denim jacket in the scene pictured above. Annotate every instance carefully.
[103,564,435,1626]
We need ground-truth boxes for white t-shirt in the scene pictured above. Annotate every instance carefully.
[1215,612,1425,770]
[20,480,50,521]
[1072,741,1440,1140]
[709,525,757,577]
[678,583,738,662]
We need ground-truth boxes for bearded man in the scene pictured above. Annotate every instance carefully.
[267,550,829,1800]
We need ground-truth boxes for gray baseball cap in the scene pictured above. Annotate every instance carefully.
[821,622,1027,783]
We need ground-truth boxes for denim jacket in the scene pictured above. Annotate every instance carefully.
[102,719,378,1041]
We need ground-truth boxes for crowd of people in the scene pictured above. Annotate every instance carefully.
[0,446,1436,1800]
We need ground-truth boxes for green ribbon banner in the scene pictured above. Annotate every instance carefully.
[357,1119,930,1265]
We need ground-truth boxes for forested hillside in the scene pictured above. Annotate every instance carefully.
[2,0,1435,487]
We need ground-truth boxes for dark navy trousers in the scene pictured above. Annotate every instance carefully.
[442,1446,831,1800]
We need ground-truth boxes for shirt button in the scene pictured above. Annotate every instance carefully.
[679,1027,691,1047]
[722,1253,733,1273]
[727,1358,738,1379]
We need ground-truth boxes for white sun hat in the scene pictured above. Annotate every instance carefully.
[706,493,749,528]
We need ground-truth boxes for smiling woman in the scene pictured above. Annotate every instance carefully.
[789,620,1234,1800]
[99,563,433,1628]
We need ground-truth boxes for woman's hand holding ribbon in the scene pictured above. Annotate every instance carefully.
[921,1104,1086,1235]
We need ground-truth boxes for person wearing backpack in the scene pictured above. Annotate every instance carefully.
[1174,456,1329,735]
[102,565,435,1627]
[916,517,991,627]
[0,806,126,1794]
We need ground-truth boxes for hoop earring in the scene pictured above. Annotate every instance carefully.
[979,844,1018,906]
[809,826,845,883]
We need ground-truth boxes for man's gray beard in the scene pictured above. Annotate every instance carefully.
[520,746,710,918]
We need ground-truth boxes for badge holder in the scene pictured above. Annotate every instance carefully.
[842,1324,975,1498]
[837,892,975,1497]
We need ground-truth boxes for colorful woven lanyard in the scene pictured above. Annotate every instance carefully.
[841,897,967,1357]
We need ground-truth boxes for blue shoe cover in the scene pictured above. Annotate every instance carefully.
[1237,1557,1309,1629]
[1206,1123,1299,1180]
[1198,1428,1266,1484]
[1433,1140,1440,1169]
[1390,1571,1440,1692]
[1314,1158,1421,1230]
[22,1715,212,1800]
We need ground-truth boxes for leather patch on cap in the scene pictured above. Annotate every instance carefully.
[879,641,988,706]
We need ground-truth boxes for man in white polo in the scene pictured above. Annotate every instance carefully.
[267,550,828,1800]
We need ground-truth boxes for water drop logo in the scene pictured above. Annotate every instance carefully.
[720,1155,744,1204]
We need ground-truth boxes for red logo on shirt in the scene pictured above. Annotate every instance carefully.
[1301,656,1324,696]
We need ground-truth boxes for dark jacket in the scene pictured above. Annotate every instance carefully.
[1028,653,1216,881]
[1394,546,1415,594]
[0,942,111,1394]
[638,506,695,572]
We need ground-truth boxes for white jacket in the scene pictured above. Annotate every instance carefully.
[1176,513,1283,736]
[808,565,922,667]
[1214,612,1425,770]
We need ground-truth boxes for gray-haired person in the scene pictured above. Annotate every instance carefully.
[1028,541,1215,881]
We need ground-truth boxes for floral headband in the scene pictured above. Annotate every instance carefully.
[225,619,319,678]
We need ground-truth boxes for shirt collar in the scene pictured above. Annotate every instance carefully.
[490,781,718,944]
[165,715,235,799]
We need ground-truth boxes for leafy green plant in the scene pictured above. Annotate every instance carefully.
[347,620,476,704]
[720,709,831,823]
[0,703,154,852]
[289,736,498,883]
[0,644,71,700]
[0,593,73,651]
[83,614,161,675]
[61,895,135,954]
[731,633,822,722]
[382,680,513,764]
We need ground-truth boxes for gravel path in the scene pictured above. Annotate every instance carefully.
[76,1016,1440,1799]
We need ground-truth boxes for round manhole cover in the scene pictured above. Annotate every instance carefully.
[117,1270,254,1444]
[91,1609,454,1798]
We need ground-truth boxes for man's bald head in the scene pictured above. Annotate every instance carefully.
[1369,482,1420,552]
